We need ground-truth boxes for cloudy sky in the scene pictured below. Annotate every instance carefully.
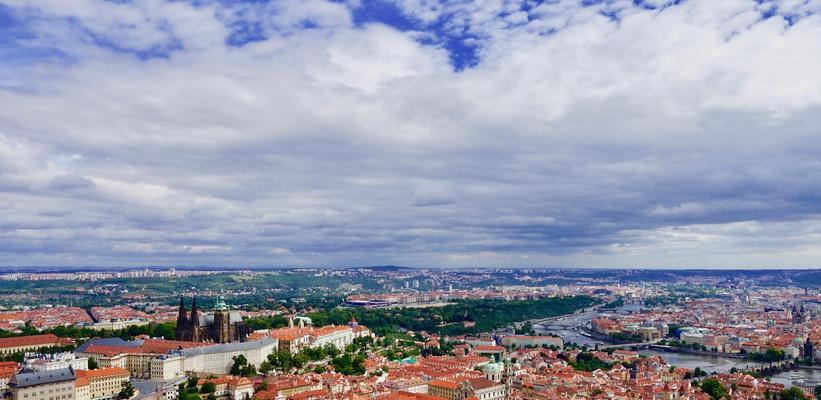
[1,0,820,268]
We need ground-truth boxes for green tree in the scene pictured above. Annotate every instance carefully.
[814,385,821,400]
[230,355,248,376]
[256,381,269,393]
[293,353,310,369]
[200,381,216,394]
[88,357,99,370]
[259,360,272,375]
[780,387,810,400]
[700,378,729,400]
[765,348,785,362]
[118,381,135,399]
[241,364,257,377]
[186,376,199,390]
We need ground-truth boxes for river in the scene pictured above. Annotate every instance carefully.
[531,304,821,388]
[532,303,645,347]
[769,368,821,389]
[638,350,821,388]
[637,350,750,373]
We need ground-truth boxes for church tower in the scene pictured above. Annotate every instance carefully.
[190,296,200,342]
[503,356,514,397]
[805,338,815,364]
[213,295,231,343]
[176,297,189,341]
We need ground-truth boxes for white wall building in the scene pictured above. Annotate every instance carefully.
[309,326,354,349]
[149,355,185,381]
[24,352,89,371]
[181,339,277,375]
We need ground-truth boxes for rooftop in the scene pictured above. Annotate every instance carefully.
[0,334,62,349]
[11,368,74,388]
[180,339,277,357]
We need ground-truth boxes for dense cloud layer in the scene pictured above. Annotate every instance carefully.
[1,0,820,268]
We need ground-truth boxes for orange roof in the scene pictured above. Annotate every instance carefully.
[255,390,279,400]
[81,345,138,357]
[289,388,329,400]
[76,377,90,388]
[267,327,313,341]
[0,334,61,349]
[468,378,500,390]
[382,391,447,400]
[76,367,129,379]
[311,325,351,338]
[0,361,18,369]
[473,345,504,352]
[199,376,252,388]
[0,361,18,378]
[428,380,460,390]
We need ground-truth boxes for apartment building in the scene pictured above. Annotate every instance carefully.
[428,378,505,400]
[74,367,130,400]
[310,326,354,349]
[0,335,72,356]
[9,368,76,400]
[149,355,184,381]
[180,339,277,375]
[23,353,89,372]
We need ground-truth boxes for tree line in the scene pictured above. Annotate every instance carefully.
[299,296,598,336]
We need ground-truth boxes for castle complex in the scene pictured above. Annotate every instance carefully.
[175,295,250,343]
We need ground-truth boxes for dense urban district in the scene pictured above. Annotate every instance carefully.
[0,268,819,400]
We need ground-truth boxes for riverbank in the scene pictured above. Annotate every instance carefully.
[652,347,749,359]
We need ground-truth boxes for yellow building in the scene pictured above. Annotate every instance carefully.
[0,335,70,356]
[75,377,90,400]
[75,368,130,400]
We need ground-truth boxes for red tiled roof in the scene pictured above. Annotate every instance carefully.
[311,325,351,338]
[473,345,504,352]
[468,378,501,390]
[382,391,447,400]
[428,380,460,390]
[76,367,129,379]
[0,334,62,349]
[289,388,329,400]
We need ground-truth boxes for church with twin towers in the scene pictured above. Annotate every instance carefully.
[175,295,250,343]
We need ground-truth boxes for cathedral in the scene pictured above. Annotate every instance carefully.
[175,295,250,343]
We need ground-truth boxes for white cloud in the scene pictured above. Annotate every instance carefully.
[0,0,819,267]
[411,182,459,207]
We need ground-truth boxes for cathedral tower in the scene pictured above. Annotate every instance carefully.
[213,295,231,343]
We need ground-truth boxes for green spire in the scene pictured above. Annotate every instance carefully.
[215,295,228,311]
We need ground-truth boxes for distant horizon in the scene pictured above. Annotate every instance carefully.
[1,265,818,272]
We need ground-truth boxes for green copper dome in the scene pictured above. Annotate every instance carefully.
[214,295,229,311]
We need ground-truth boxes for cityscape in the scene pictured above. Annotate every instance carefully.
[0,268,818,400]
